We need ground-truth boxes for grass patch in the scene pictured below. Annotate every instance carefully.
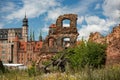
[0,65,120,80]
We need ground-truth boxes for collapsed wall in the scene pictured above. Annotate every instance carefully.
[36,14,79,66]
[89,24,120,65]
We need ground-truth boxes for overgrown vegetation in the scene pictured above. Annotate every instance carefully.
[53,41,107,71]
[2,41,120,80]
[0,65,120,80]
[27,62,36,76]
[69,41,107,69]
[0,60,5,73]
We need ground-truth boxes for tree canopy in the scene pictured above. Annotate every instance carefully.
[54,41,107,70]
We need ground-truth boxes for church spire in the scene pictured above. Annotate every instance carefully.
[39,29,42,41]
[30,29,32,41]
[22,12,28,26]
[33,31,35,41]
[25,11,26,18]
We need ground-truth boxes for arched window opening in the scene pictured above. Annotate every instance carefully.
[19,33,22,38]
[62,19,70,27]
[4,34,6,38]
[4,34,7,38]
[63,38,70,48]
[48,38,54,47]
[0,35,2,38]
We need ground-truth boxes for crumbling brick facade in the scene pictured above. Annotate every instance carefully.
[38,14,79,62]
[89,24,120,65]
[0,14,79,66]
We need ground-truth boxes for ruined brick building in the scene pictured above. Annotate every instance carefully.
[89,24,120,65]
[0,14,79,65]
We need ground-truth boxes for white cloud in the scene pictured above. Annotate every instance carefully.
[2,0,98,23]
[1,2,16,13]
[78,0,120,40]
[1,0,119,41]
[78,16,116,40]
[6,0,60,20]
[45,0,98,22]
[85,16,106,25]
[102,0,120,22]
[42,24,49,33]
[95,4,101,10]
[63,24,70,27]
[0,23,4,28]
[77,16,84,25]
[45,7,65,22]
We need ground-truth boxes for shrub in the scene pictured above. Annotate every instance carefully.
[0,60,5,73]
[66,41,107,70]
[27,62,36,76]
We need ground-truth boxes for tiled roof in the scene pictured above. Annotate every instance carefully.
[0,28,22,40]
[19,42,27,52]
[49,24,56,28]
[18,41,43,52]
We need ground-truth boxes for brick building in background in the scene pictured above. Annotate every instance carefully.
[0,14,79,65]
[0,14,29,64]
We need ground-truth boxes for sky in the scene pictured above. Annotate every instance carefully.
[0,0,120,40]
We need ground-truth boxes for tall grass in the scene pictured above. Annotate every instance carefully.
[0,65,120,80]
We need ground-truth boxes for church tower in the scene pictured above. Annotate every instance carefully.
[22,14,28,42]
[39,30,42,41]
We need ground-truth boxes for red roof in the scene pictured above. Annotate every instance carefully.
[18,41,43,52]
[49,24,56,28]
[36,41,43,48]
[19,42,27,51]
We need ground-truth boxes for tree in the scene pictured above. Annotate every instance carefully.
[0,59,5,73]
[66,41,107,70]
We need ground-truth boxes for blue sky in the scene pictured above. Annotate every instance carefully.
[0,0,120,40]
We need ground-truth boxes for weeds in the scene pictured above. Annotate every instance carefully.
[0,65,120,80]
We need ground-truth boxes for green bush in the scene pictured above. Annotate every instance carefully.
[42,60,51,66]
[65,41,107,70]
[0,60,5,73]
[27,62,36,77]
